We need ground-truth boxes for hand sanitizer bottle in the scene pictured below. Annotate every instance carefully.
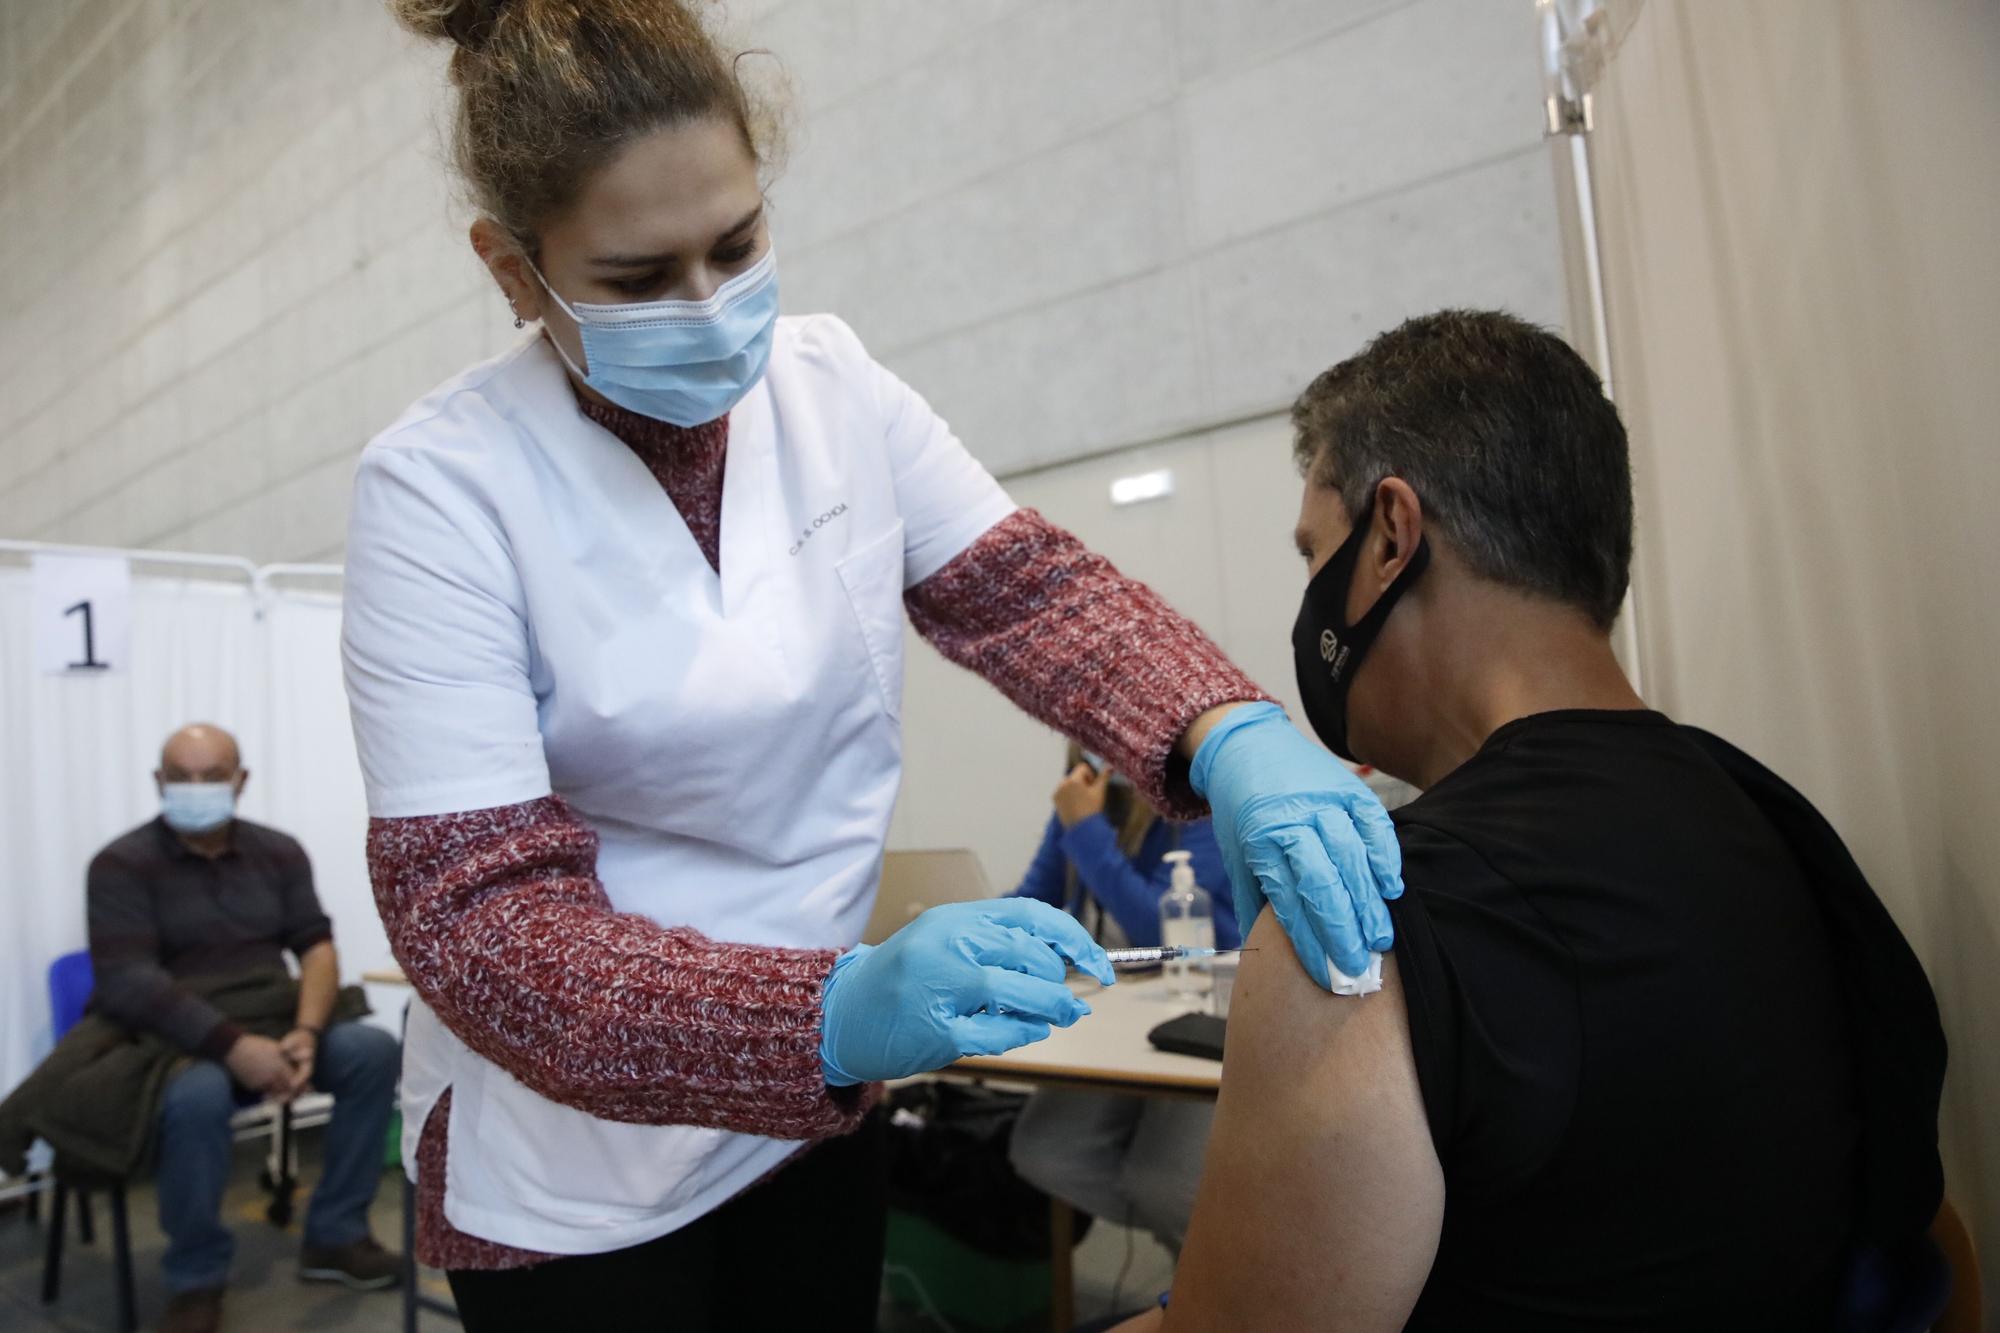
[1158,850,1214,1002]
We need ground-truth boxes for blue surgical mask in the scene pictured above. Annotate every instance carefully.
[528,248,780,427]
[161,782,236,834]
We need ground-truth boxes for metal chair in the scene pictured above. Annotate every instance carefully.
[36,951,137,1331]
[34,951,322,1332]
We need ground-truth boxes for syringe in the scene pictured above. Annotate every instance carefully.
[1100,945,1248,969]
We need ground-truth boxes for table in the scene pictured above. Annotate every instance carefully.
[948,972,1219,1095]
[942,974,1221,1331]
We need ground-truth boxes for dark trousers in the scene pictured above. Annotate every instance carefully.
[155,1020,400,1292]
[447,1115,887,1332]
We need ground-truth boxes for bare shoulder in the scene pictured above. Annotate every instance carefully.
[1162,910,1443,1332]
[1228,908,1409,1080]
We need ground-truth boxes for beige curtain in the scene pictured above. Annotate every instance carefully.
[1584,0,2000,1287]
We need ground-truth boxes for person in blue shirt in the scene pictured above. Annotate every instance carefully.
[1007,744,1238,1251]
[1010,747,1242,951]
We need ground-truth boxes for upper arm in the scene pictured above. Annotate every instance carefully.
[86,851,155,965]
[840,319,1016,585]
[277,840,334,955]
[1165,910,1444,1331]
[342,444,551,817]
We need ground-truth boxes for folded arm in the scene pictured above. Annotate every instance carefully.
[1150,909,1443,1330]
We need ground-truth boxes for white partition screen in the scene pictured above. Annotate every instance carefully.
[0,556,382,1094]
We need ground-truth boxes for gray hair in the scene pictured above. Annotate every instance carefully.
[1291,309,1633,630]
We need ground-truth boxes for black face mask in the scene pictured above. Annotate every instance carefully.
[1291,500,1431,762]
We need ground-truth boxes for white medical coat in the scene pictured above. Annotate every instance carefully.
[341,314,1015,1254]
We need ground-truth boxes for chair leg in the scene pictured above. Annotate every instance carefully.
[109,1183,136,1333]
[267,1102,297,1228]
[402,1171,418,1333]
[76,1187,95,1245]
[265,1107,284,1186]
[40,1183,67,1304]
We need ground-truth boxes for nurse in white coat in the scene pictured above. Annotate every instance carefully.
[349,1,1407,1326]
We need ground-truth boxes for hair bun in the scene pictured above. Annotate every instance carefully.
[388,0,512,52]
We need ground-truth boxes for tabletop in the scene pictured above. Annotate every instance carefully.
[363,964,1225,1094]
[947,972,1222,1097]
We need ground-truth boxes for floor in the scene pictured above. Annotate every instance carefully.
[0,1136,1173,1333]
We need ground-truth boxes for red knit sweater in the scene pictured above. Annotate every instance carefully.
[373,397,1267,1269]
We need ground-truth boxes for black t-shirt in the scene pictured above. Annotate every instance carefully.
[1392,711,1861,1330]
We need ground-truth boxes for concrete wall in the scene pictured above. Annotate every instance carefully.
[0,0,1560,565]
[0,0,497,562]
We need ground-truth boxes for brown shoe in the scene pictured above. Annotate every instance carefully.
[159,1286,223,1333]
[298,1235,401,1291]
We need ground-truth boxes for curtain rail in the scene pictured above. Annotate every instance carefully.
[0,538,341,587]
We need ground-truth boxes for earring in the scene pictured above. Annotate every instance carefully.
[514,315,526,329]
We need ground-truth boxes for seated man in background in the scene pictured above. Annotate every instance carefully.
[1123,311,1946,1329]
[87,725,401,1332]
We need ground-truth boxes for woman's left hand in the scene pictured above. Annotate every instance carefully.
[1190,702,1403,989]
[1053,762,1110,828]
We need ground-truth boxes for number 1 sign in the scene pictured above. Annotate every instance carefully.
[32,554,132,675]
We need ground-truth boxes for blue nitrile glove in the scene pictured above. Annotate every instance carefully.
[1190,701,1403,988]
[820,898,1116,1086]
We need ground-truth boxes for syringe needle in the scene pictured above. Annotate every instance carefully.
[1099,945,1257,968]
